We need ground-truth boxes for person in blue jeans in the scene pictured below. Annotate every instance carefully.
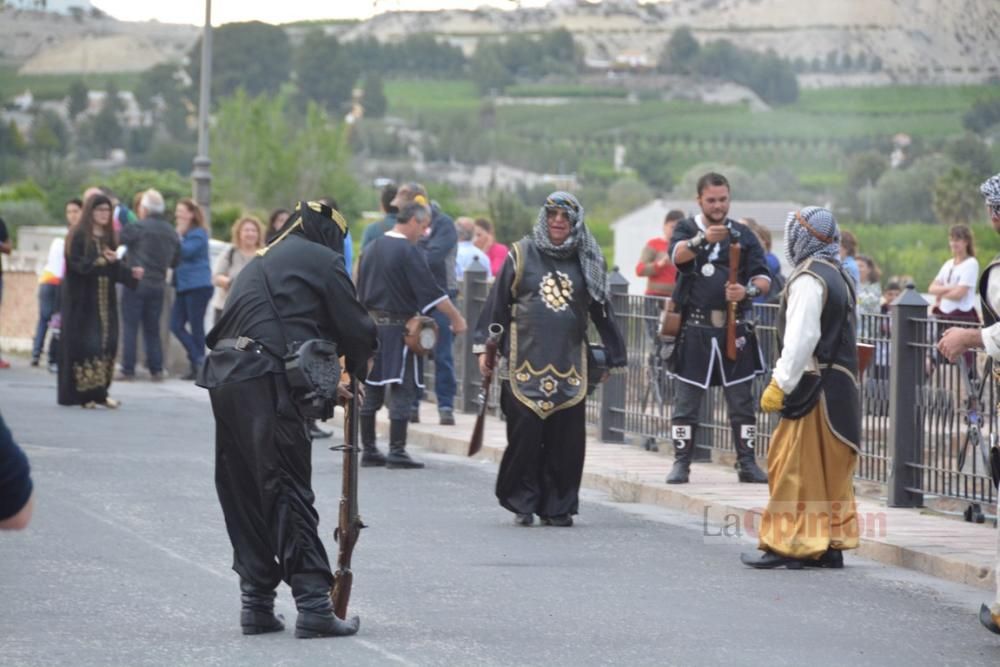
[171,198,213,381]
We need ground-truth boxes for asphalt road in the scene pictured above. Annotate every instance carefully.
[0,364,998,666]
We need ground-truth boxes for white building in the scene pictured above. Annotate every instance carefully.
[612,199,800,295]
[6,0,94,14]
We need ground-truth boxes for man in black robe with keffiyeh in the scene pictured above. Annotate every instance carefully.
[474,192,626,527]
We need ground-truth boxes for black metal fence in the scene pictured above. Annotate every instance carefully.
[431,264,996,508]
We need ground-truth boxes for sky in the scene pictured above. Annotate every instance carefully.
[91,1,555,26]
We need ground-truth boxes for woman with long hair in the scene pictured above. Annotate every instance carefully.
[170,198,214,381]
[57,194,143,407]
[210,216,263,323]
[266,208,290,244]
[929,224,980,371]
[472,217,509,277]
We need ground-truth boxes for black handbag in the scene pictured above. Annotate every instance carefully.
[587,343,608,397]
[259,265,342,420]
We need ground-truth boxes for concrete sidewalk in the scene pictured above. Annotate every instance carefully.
[379,403,999,592]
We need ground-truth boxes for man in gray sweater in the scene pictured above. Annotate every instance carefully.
[118,189,180,380]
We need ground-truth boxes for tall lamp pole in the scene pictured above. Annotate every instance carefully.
[191,0,213,227]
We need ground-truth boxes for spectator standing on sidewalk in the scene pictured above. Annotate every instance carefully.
[32,199,81,371]
[392,183,460,425]
[474,192,625,527]
[936,172,1000,636]
[170,198,213,381]
[58,194,144,408]
[265,208,290,243]
[665,172,770,485]
[840,230,860,288]
[117,189,181,381]
[742,206,860,570]
[356,201,467,469]
[473,217,509,277]
[360,183,398,251]
[636,209,682,340]
[211,216,263,324]
[199,200,376,639]
[0,215,10,369]
[455,217,492,281]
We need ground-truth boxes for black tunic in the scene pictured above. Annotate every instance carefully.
[668,216,770,388]
[58,232,136,406]
[357,233,447,386]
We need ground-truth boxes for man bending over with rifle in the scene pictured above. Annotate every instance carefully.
[199,201,377,639]
[473,192,625,527]
[937,172,1000,636]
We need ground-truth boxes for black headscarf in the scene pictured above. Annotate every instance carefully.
[261,201,348,256]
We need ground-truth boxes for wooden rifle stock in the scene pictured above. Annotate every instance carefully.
[331,376,364,620]
[469,323,504,457]
[725,242,741,361]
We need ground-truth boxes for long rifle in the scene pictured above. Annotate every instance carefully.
[725,242,741,361]
[331,376,364,620]
[468,323,504,457]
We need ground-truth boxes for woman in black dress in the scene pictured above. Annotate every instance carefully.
[58,194,143,408]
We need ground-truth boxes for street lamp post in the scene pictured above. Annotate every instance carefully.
[191,0,213,227]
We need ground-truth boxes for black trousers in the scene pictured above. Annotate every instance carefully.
[496,381,587,517]
[672,377,755,426]
[209,373,332,594]
[361,356,419,421]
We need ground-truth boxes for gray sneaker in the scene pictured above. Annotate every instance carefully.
[439,409,455,426]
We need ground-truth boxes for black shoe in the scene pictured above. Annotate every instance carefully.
[241,610,285,635]
[514,513,534,526]
[386,449,425,469]
[181,370,198,381]
[409,410,420,424]
[360,447,387,467]
[666,460,690,484]
[309,424,332,439]
[541,514,573,527]
[803,548,844,569]
[736,460,768,484]
[30,357,39,367]
[740,551,804,570]
[295,611,360,639]
[439,409,455,426]
[981,604,1000,635]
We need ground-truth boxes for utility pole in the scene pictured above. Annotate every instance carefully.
[191,0,213,227]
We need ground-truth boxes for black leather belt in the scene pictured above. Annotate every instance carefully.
[215,336,269,354]
[369,310,410,326]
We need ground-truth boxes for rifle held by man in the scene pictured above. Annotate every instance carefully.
[726,242,741,361]
[331,375,364,620]
[469,323,504,457]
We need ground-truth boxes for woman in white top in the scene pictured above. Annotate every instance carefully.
[928,224,980,370]
[211,216,263,324]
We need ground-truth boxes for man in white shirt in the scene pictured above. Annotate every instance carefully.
[454,217,493,282]
[742,207,861,570]
[937,172,1000,635]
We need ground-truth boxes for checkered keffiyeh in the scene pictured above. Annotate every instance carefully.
[981,173,1000,218]
[783,206,841,267]
[531,191,609,305]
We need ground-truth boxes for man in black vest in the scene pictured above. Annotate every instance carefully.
[666,173,770,484]
[474,192,626,527]
[741,206,860,570]
[937,173,1000,635]
[199,202,377,639]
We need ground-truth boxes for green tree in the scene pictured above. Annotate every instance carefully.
[68,79,89,119]
[361,72,387,119]
[873,154,954,223]
[30,109,71,171]
[470,45,513,94]
[103,79,123,114]
[487,189,533,244]
[944,133,993,177]
[188,21,291,100]
[295,30,359,114]
[933,166,982,226]
[962,98,1000,134]
[846,150,889,191]
[659,26,700,73]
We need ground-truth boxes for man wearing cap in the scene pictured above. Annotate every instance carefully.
[741,206,861,570]
[937,172,1000,635]
[666,172,770,485]
[474,192,626,527]
[392,183,460,425]
[199,201,377,639]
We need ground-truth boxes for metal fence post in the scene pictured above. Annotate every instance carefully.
[600,268,628,443]
[460,257,489,414]
[887,284,927,508]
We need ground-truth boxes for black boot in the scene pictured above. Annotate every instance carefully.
[732,423,767,484]
[239,579,284,635]
[385,419,424,469]
[666,424,694,484]
[291,573,360,639]
[359,414,386,467]
[740,550,804,570]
